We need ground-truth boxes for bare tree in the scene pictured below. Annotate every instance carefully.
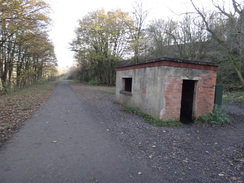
[146,14,212,60]
[190,0,244,88]
[130,0,149,62]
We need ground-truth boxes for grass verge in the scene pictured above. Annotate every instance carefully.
[223,91,244,102]
[87,80,99,85]
[121,105,182,127]
[68,80,80,83]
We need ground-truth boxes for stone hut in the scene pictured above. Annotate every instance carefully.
[116,57,218,123]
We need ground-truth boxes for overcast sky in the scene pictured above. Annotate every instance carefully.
[47,0,211,68]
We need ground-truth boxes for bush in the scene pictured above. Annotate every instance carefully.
[87,80,99,85]
[196,105,229,125]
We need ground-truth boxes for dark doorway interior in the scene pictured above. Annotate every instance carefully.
[180,80,196,124]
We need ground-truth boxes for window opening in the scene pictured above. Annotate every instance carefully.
[123,78,132,92]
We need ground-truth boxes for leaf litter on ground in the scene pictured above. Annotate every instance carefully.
[0,82,56,146]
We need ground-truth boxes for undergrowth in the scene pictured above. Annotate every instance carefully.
[87,80,99,85]
[223,91,244,102]
[116,102,230,126]
[122,105,182,127]
[196,105,229,125]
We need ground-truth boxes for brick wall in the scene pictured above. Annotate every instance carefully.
[160,75,182,120]
[117,58,218,121]
[195,71,217,117]
[160,71,217,120]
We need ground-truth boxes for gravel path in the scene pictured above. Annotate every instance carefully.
[223,102,244,116]
[0,81,162,183]
[0,81,243,183]
[72,83,244,183]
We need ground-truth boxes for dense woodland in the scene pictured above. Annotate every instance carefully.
[0,0,243,91]
[70,0,244,90]
[0,0,57,92]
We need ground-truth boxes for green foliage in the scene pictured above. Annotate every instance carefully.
[223,91,244,102]
[101,89,115,94]
[216,61,244,91]
[123,106,182,127]
[0,0,57,92]
[0,83,15,94]
[69,80,80,83]
[87,80,99,85]
[70,9,134,85]
[1,81,56,96]
[196,105,229,125]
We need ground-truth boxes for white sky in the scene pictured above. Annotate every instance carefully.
[47,0,212,68]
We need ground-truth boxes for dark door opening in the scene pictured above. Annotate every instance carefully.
[180,80,196,124]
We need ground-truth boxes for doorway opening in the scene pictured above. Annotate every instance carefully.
[180,80,196,124]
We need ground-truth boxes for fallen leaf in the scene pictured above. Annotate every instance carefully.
[152,166,160,170]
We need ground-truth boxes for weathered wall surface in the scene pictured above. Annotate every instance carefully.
[116,67,163,119]
[158,68,217,120]
[116,61,217,121]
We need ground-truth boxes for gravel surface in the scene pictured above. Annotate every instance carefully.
[72,83,244,183]
[223,101,244,116]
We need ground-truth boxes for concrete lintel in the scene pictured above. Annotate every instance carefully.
[181,76,200,80]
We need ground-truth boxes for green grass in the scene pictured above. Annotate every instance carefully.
[68,80,80,83]
[11,81,57,95]
[101,89,116,94]
[0,80,58,95]
[116,101,230,126]
[122,106,182,127]
[87,80,99,85]
[223,91,244,102]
